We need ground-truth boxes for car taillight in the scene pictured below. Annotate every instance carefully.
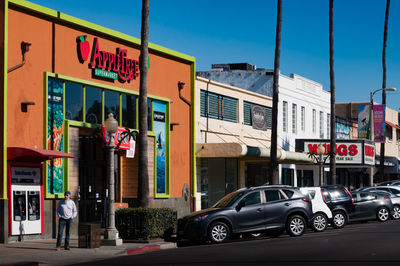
[384,196,390,200]
[302,197,311,204]
[321,190,326,203]
[344,187,354,204]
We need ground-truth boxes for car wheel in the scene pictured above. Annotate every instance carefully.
[392,205,400,220]
[208,221,230,243]
[377,207,390,222]
[332,211,346,229]
[311,213,328,232]
[286,215,306,237]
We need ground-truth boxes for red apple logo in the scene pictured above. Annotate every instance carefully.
[77,35,90,62]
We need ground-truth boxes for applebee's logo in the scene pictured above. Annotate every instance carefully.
[76,36,139,82]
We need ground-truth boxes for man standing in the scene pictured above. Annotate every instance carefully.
[56,191,77,251]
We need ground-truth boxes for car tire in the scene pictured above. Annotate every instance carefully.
[208,221,230,243]
[286,215,306,237]
[392,205,400,220]
[311,213,328,232]
[332,211,346,229]
[377,207,390,222]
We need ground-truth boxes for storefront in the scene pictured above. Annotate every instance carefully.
[1,0,195,242]
[295,139,375,189]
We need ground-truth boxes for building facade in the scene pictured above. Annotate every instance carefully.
[1,0,195,243]
[195,76,312,209]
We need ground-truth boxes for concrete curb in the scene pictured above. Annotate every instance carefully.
[125,242,177,255]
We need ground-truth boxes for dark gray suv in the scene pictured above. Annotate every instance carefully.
[177,186,313,243]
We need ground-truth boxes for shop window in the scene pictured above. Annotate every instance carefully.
[85,86,102,124]
[243,101,272,129]
[397,129,400,143]
[282,168,294,185]
[104,90,120,123]
[122,94,137,129]
[65,82,83,121]
[148,99,153,131]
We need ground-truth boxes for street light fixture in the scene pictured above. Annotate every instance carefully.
[369,88,396,185]
[103,113,122,246]
[307,143,330,186]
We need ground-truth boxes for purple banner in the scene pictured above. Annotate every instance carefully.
[373,104,385,143]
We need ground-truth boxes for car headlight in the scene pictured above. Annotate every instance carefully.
[193,214,208,222]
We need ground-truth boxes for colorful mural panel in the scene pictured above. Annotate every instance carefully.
[153,101,166,194]
[47,78,64,194]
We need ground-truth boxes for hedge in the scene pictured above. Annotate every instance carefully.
[115,208,177,240]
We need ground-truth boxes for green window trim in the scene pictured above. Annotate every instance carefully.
[44,72,171,199]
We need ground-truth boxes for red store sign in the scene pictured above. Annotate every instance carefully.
[101,125,131,150]
[304,141,375,166]
[77,36,139,82]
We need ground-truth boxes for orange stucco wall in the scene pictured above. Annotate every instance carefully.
[7,8,193,198]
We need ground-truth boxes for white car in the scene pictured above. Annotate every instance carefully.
[300,187,333,232]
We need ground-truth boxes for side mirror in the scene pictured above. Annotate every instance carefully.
[236,201,245,211]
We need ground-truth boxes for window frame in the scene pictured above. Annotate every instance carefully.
[292,103,297,134]
[283,101,288,132]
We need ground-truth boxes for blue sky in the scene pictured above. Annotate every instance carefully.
[30,0,400,110]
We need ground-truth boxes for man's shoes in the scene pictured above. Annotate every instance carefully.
[56,247,60,251]
[65,246,70,250]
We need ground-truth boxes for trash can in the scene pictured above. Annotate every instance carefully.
[78,223,101,248]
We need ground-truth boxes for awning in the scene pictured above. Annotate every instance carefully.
[7,147,74,163]
[196,143,313,164]
[385,121,400,129]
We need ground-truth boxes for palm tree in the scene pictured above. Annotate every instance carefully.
[380,0,390,181]
[329,0,336,185]
[138,0,150,207]
[270,0,282,185]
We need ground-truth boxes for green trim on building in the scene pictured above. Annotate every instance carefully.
[191,62,196,197]
[2,0,8,199]
[8,0,195,64]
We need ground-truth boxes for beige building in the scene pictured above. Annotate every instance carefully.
[195,76,312,209]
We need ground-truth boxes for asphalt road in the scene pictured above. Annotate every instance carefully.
[72,220,400,266]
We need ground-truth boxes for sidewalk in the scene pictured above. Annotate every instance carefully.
[0,238,177,266]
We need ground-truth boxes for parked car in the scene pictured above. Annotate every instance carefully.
[320,185,355,229]
[360,185,400,197]
[349,191,393,222]
[379,180,400,186]
[177,186,313,243]
[300,187,332,232]
[362,189,400,219]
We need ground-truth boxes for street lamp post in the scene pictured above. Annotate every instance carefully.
[369,87,396,185]
[103,113,122,246]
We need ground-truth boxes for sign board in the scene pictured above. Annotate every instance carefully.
[251,104,268,131]
[373,104,386,143]
[101,125,132,150]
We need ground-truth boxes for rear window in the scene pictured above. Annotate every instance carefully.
[282,189,295,198]
[389,188,400,196]
[327,187,350,201]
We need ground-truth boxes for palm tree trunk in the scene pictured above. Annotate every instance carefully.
[380,0,390,181]
[270,0,282,185]
[138,0,150,207]
[329,0,336,185]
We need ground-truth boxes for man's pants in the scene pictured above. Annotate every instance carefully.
[56,218,72,247]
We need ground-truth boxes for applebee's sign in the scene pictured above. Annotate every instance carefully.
[77,36,139,82]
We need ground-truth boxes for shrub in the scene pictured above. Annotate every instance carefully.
[116,208,177,240]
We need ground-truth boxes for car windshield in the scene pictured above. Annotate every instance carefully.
[212,191,246,208]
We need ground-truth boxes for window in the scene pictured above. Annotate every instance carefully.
[122,94,136,129]
[243,101,272,129]
[386,125,393,141]
[283,101,288,132]
[301,106,305,132]
[320,111,324,138]
[264,190,283,202]
[359,193,376,202]
[147,99,153,131]
[200,90,238,122]
[312,109,316,133]
[85,86,102,124]
[104,90,119,122]
[282,189,294,198]
[239,191,261,206]
[292,104,297,134]
[397,129,400,143]
[327,114,331,139]
[65,82,83,121]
